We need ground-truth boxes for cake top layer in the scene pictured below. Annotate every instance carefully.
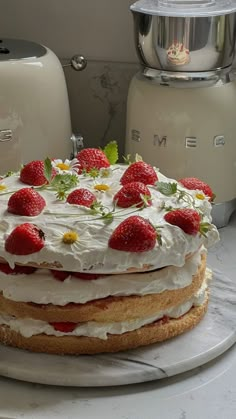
[0,149,219,273]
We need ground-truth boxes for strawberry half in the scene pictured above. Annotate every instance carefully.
[164,209,201,235]
[72,272,104,280]
[5,223,45,255]
[50,270,71,281]
[8,188,46,216]
[179,177,214,200]
[76,148,110,173]
[66,188,96,207]
[108,215,158,252]
[114,181,152,208]
[20,160,56,186]
[50,322,77,333]
[120,161,158,186]
[0,263,36,275]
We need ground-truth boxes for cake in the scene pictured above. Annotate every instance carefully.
[167,42,190,66]
[0,143,219,354]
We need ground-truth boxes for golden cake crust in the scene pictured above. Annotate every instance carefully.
[0,299,208,355]
[0,254,206,323]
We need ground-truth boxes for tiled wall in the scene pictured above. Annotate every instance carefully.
[1,0,139,153]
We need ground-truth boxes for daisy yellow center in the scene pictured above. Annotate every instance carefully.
[101,169,110,178]
[62,231,79,244]
[56,163,70,171]
[0,184,7,191]
[94,184,110,192]
[196,193,205,200]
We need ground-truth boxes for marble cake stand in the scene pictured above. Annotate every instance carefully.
[0,270,235,387]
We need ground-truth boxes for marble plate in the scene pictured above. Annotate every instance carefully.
[0,271,235,387]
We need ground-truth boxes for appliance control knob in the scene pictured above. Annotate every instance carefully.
[63,55,87,71]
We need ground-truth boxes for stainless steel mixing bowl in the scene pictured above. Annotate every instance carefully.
[132,12,236,71]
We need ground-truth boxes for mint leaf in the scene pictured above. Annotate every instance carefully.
[44,158,52,183]
[103,141,118,164]
[155,182,177,196]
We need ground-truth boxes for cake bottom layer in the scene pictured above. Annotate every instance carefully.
[0,298,208,355]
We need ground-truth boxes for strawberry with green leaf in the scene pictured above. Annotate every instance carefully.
[164,208,211,236]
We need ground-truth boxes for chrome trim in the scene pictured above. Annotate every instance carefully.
[212,198,236,228]
[70,133,84,158]
[0,129,12,142]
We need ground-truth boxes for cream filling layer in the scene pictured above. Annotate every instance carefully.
[0,270,211,340]
[0,249,204,305]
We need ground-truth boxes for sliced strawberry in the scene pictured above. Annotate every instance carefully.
[114,182,152,208]
[8,188,46,216]
[108,215,158,252]
[0,263,36,275]
[20,160,56,186]
[50,270,70,281]
[179,177,214,200]
[50,322,77,333]
[120,161,158,186]
[72,272,104,280]
[66,188,96,207]
[76,148,110,173]
[164,209,201,235]
[5,223,45,255]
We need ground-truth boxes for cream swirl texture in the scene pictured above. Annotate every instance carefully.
[0,165,219,273]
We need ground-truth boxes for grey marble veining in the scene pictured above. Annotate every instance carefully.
[0,270,235,387]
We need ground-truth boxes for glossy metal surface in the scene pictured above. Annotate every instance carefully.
[211,198,236,228]
[132,12,236,71]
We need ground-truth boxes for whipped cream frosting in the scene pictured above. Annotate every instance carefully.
[0,164,219,273]
[0,270,211,340]
[0,248,204,305]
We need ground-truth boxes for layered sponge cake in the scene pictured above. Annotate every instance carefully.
[0,145,219,354]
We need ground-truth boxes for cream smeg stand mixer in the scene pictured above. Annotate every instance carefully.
[126,0,236,227]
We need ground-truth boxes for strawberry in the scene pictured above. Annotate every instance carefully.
[76,148,110,173]
[50,322,77,333]
[120,161,158,186]
[164,209,201,235]
[50,270,70,281]
[8,188,46,216]
[66,188,96,207]
[73,272,104,280]
[20,160,56,186]
[5,223,45,255]
[108,215,157,252]
[114,182,152,208]
[0,263,36,275]
[179,177,214,200]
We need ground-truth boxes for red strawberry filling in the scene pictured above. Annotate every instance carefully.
[0,263,37,275]
[50,270,106,282]
[50,322,77,333]
[50,270,71,281]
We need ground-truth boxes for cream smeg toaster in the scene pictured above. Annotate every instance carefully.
[0,38,72,174]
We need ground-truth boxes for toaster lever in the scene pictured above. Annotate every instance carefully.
[0,129,12,142]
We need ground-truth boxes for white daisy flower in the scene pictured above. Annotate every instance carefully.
[93,181,120,199]
[99,167,113,178]
[49,225,87,252]
[52,159,79,174]
[0,183,7,192]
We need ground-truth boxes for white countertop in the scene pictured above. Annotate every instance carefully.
[0,215,235,419]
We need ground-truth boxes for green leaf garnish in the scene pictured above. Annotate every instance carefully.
[103,141,118,164]
[155,182,177,196]
[44,158,53,183]
[49,173,78,200]
[122,154,132,165]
